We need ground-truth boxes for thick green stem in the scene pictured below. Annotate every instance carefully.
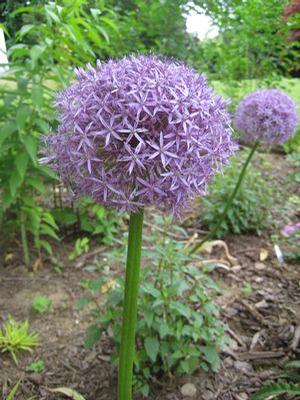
[118,209,144,400]
[190,141,259,255]
[20,209,30,267]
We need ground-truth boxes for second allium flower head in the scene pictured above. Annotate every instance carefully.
[43,55,237,214]
[234,89,298,146]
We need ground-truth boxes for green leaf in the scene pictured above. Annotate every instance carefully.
[158,323,170,339]
[5,375,23,400]
[39,240,53,255]
[75,297,92,309]
[31,87,44,108]
[144,336,159,362]
[84,325,103,348]
[9,170,23,197]
[16,106,30,130]
[251,382,300,400]
[23,136,37,164]
[40,224,59,240]
[0,122,16,147]
[18,24,35,38]
[15,153,29,179]
[27,177,45,193]
[202,345,220,372]
[30,45,46,69]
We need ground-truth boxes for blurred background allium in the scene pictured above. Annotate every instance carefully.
[42,55,237,214]
[234,89,298,145]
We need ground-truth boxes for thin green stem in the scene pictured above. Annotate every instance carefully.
[20,208,30,267]
[118,209,144,400]
[190,141,260,255]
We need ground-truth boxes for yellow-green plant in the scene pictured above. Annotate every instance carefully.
[0,318,38,364]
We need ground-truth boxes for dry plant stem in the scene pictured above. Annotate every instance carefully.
[118,209,144,400]
[190,141,260,255]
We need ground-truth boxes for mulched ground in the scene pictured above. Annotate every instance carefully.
[0,152,299,400]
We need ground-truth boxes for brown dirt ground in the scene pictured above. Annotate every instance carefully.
[0,152,299,400]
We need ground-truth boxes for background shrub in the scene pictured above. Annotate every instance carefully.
[201,151,273,237]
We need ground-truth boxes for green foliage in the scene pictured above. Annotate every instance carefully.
[202,152,273,237]
[0,318,39,364]
[53,198,120,245]
[28,358,45,373]
[78,216,228,396]
[0,0,119,263]
[31,295,52,314]
[284,129,300,154]
[251,359,300,399]
[251,382,300,400]
[69,237,90,261]
[199,0,297,81]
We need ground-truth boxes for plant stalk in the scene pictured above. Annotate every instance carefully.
[20,208,30,267]
[118,209,144,400]
[190,141,259,255]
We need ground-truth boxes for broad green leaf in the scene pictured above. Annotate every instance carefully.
[0,122,16,147]
[9,170,23,197]
[31,87,44,108]
[27,177,45,193]
[2,185,13,210]
[30,45,46,69]
[23,136,37,163]
[158,323,170,338]
[144,336,159,362]
[84,325,103,348]
[202,345,220,372]
[15,153,29,178]
[16,106,30,130]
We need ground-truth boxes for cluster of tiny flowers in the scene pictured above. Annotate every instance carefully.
[42,55,237,214]
[234,89,298,145]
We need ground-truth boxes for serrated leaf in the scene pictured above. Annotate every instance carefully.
[23,136,37,163]
[9,170,23,197]
[15,152,29,178]
[0,122,16,147]
[84,325,103,348]
[16,106,30,130]
[30,45,46,69]
[202,345,220,372]
[144,336,159,362]
[31,87,44,108]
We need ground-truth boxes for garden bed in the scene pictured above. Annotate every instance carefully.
[0,152,299,400]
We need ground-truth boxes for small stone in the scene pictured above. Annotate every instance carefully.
[255,262,266,270]
[232,265,242,272]
[254,277,264,283]
[181,383,197,397]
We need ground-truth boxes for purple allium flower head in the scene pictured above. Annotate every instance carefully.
[42,55,237,214]
[234,89,298,145]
